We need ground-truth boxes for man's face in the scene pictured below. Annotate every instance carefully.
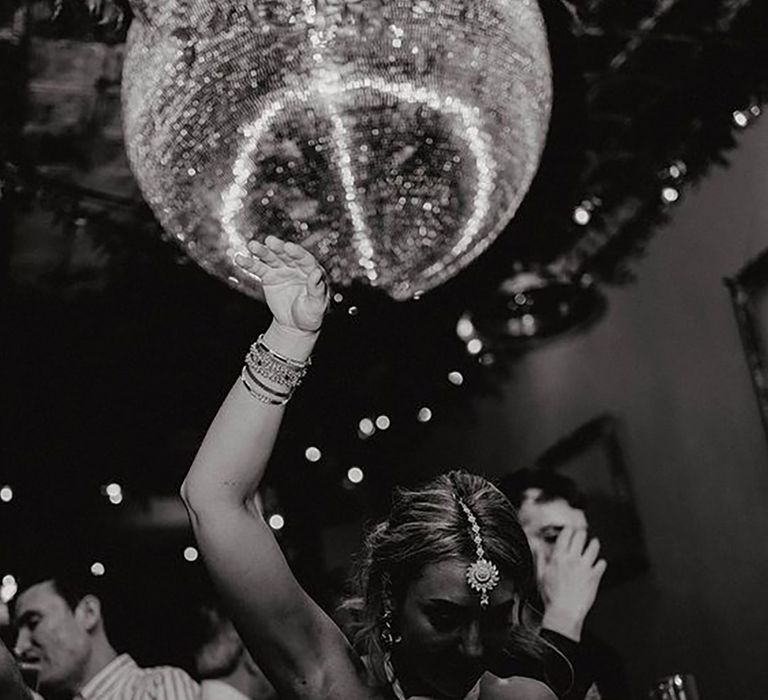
[517,489,588,563]
[13,581,92,693]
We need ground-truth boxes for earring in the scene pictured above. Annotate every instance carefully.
[379,575,402,648]
[380,606,396,648]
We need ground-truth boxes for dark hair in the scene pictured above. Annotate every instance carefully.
[498,468,584,511]
[341,470,543,686]
[11,559,113,631]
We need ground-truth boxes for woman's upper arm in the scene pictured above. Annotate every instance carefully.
[187,500,368,699]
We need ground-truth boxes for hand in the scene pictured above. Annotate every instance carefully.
[538,526,607,641]
[236,236,329,333]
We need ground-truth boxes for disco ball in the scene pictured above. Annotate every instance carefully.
[122,0,551,300]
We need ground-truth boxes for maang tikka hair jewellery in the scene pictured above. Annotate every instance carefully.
[455,497,500,607]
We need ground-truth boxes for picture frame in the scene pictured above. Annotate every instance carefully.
[725,249,768,442]
[535,413,649,585]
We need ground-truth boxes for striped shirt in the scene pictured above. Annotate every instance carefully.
[76,655,200,700]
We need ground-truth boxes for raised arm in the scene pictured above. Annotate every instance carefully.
[181,237,367,699]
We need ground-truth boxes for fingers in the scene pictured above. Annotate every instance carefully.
[553,526,572,557]
[594,558,608,582]
[255,236,325,276]
[247,240,281,267]
[569,528,588,556]
[306,267,328,300]
[234,253,268,278]
[582,537,601,566]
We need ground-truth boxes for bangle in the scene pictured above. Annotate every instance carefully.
[240,369,289,405]
[256,334,312,368]
[240,333,313,405]
[243,363,291,399]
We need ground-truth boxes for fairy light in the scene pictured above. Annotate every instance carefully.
[358,418,375,437]
[305,446,322,462]
[0,575,17,603]
[184,546,199,562]
[661,186,680,203]
[347,467,364,484]
[417,407,433,422]
[375,415,391,430]
[467,338,483,355]
[448,371,464,386]
[269,514,285,530]
[0,486,12,503]
[573,205,591,226]
[90,562,106,576]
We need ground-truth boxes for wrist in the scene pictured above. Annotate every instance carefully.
[263,320,319,362]
[542,606,585,642]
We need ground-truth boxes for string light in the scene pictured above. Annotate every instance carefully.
[0,575,17,603]
[417,407,433,422]
[347,467,364,484]
[448,371,464,386]
[456,316,475,340]
[102,482,123,505]
[375,415,391,430]
[183,546,199,562]
[732,109,749,128]
[268,514,285,530]
[572,205,591,226]
[466,338,483,355]
[305,446,322,462]
[667,160,687,180]
[90,562,106,576]
[358,418,375,438]
[661,186,680,203]
[0,485,12,503]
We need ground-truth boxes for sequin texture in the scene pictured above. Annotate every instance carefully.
[122,0,551,300]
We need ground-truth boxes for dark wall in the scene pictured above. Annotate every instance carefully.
[421,118,768,698]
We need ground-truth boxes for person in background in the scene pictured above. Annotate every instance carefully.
[499,469,629,700]
[193,603,277,700]
[1,636,34,700]
[12,567,201,700]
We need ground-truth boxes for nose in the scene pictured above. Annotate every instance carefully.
[14,629,33,658]
[459,620,484,659]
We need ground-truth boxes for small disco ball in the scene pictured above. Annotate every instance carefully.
[122,0,551,300]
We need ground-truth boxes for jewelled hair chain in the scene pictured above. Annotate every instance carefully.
[241,334,311,405]
[455,497,500,607]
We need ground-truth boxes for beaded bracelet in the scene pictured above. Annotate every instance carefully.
[240,334,312,405]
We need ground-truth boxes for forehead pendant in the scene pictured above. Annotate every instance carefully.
[455,497,500,607]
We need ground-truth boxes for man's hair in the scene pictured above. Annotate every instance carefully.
[192,604,243,679]
[498,468,585,510]
[12,561,110,624]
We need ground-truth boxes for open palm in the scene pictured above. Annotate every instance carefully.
[236,236,328,332]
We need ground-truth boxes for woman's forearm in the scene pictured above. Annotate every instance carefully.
[181,320,319,511]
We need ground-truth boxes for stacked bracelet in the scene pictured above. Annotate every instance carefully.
[240,334,312,405]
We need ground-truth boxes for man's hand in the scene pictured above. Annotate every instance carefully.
[538,526,607,642]
[236,236,329,334]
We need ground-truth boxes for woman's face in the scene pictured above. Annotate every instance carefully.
[391,558,518,699]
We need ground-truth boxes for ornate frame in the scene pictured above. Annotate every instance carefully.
[725,249,768,442]
[535,414,649,584]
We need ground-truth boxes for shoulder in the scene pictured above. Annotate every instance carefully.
[480,674,558,700]
[132,664,200,700]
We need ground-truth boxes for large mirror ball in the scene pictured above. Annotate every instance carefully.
[122,0,552,300]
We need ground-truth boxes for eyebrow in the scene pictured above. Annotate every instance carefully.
[14,610,40,627]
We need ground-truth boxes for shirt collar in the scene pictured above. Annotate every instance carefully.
[77,654,138,700]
